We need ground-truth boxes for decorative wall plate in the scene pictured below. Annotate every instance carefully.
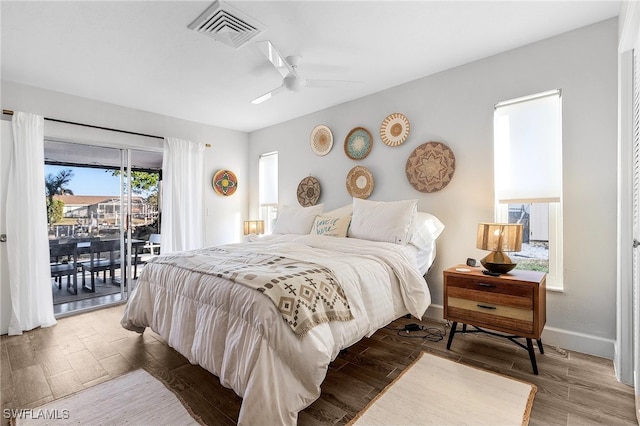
[344,127,373,160]
[406,142,456,193]
[310,125,333,156]
[346,166,374,199]
[380,113,410,146]
[212,169,238,196]
[297,176,321,206]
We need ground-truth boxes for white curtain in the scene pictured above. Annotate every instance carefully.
[160,137,205,253]
[6,112,56,335]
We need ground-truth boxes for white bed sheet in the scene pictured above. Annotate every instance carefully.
[121,234,432,425]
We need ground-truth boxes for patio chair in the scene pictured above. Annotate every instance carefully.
[50,242,78,295]
[80,239,121,292]
[145,233,161,255]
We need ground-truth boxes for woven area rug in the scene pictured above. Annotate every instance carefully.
[14,369,202,425]
[351,352,536,426]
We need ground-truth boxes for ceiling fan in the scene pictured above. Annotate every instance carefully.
[251,40,359,104]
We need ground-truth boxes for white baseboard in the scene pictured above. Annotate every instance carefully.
[423,304,615,360]
[541,326,615,360]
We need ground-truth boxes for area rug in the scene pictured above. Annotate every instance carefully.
[13,369,203,425]
[350,352,536,426]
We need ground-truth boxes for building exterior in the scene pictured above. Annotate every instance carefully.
[53,194,158,230]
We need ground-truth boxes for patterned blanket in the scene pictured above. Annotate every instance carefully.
[150,246,354,337]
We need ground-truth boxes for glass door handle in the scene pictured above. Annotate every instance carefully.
[0,234,6,243]
[634,239,640,248]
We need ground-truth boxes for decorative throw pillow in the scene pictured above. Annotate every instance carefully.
[272,204,324,234]
[348,198,418,245]
[310,216,352,237]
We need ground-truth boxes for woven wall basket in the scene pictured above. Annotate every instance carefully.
[405,141,455,193]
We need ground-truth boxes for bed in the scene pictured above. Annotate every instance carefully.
[121,199,444,425]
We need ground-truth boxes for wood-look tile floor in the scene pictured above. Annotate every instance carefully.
[1,304,636,425]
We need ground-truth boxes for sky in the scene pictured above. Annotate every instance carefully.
[45,165,121,196]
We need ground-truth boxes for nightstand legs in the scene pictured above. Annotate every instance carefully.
[526,338,538,375]
[446,321,458,350]
[447,322,543,375]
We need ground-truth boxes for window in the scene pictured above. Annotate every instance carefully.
[494,90,563,290]
[259,152,278,233]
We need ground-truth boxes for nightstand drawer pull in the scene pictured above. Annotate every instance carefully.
[477,304,497,310]
[477,283,495,288]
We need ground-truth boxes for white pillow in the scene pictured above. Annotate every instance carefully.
[310,216,352,237]
[348,198,418,245]
[272,204,324,235]
[408,211,445,250]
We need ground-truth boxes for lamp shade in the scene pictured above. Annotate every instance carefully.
[243,220,265,235]
[476,223,523,253]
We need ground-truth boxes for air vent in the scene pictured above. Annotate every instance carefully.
[188,1,264,49]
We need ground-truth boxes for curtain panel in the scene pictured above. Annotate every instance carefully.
[6,112,56,334]
[160,137,205,253]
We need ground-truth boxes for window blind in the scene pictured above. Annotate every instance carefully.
[259,151,278,206]
[494,90,562,203]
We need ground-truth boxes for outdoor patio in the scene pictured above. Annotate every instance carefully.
[50,239,157,314]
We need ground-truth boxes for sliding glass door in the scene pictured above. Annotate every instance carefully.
[45,140,161,315]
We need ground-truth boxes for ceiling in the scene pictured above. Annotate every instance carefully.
[1,1,622,133]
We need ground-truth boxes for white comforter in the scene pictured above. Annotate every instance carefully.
[121,234,431,425]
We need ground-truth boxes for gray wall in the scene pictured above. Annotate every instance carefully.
[248,19,619,358]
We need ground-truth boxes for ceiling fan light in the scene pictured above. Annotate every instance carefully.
[284,74,306,92]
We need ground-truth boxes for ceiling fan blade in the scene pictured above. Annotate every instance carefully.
[251,85,286,104]
[306,79,362,89]
[255,40,293,78]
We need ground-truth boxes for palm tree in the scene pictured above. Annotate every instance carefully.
[45,169,74,225]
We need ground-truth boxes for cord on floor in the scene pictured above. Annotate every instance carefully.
[385,322,447,342]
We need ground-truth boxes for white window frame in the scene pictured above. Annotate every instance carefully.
[258,151,278,234]
[494,90,564,291]
[495,202,563,290]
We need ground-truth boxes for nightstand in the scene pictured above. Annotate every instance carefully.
[443,265,546,374]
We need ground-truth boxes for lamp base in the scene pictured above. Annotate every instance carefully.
[480,251,517,274]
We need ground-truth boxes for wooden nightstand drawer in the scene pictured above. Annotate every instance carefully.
[446,278,533,309]
[443,266,546,339]
[447,297,534,335]
[445,274,534,335]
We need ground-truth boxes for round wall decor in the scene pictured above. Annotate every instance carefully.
[406,141,456,193]
[297,176,321,206]
[212,169,238,196]
[344,127,373,160]
[346,166,374,199]
[380,113,410,146]
[310,125,333,156]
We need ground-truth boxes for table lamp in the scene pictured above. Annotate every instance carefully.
[476,223,523,274]
[243,220,265,235]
